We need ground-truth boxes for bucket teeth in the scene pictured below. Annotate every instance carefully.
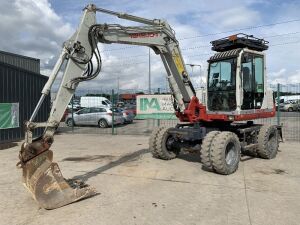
[21,150,97,209]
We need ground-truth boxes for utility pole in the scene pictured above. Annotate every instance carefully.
[117,77,120,103]
[148,48,151,94]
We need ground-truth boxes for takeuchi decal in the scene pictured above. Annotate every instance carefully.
[129,32,159,38]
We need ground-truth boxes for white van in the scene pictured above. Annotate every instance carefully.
[280,95,300,103]
[80,96,112,108]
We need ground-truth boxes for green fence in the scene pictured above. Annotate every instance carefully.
[57,84,300,142]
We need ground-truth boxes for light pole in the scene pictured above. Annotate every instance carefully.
[148,48,151,94]
[186,63,202,88]
[117,76,120,103]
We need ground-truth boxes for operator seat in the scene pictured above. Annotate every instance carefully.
[212,73,219,87]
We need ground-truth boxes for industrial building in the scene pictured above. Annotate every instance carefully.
[0,50,50,144]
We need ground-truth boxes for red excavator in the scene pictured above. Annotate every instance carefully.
[18,4,281,209]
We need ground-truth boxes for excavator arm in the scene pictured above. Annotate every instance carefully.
[93,6,203,122]
[19,4,202,209]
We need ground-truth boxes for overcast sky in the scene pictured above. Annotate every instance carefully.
[0,0,299,93]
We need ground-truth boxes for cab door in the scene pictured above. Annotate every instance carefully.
[241,53,264,110]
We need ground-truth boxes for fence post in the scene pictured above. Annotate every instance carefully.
[111,89,115,135]
[71,95,74,133]
[276,83,280,126]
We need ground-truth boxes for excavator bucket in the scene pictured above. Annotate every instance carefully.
[20,150,97,209]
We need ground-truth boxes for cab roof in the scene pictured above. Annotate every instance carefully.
[211,33,269,52]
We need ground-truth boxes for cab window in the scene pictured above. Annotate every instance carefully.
[208,58,236,91]
[207,58,237,111]
[254,57,263,93]
[241,53,264,109]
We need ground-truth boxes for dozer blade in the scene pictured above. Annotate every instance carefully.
[21,150,97,209]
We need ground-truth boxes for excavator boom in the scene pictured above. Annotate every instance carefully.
[19,4,200,209]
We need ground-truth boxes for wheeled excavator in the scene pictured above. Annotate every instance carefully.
[18,4,282,209]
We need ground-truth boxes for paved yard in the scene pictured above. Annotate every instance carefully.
[0,134,299,225]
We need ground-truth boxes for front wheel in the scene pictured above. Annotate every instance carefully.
[150,127,180,160]
[210,132,241,175]
[200,131,220,169]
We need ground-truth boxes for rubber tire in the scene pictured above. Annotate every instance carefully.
[66,119,75,127]
[200,131,220,169]
[154,127,179,160]
[288,107,293,112]
[210,132,241,175]
[98,119,108,128]
[257,125,278,159]
[149,127,163,158]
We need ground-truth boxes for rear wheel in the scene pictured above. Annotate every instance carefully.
[153,127,180,160]
[200,131,220,169]
[210,132,241,175]
[288,107,293,112]
[257,125,278,159]
[66,119,75,127]
[149,127,163,158]
[98,119,108,128]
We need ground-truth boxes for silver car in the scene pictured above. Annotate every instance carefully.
[65,107,124,128]
[279,100,300,112]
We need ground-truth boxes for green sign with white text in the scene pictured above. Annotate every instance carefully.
[0,103,19,129]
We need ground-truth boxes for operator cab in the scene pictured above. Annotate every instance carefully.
[206,34,272,117]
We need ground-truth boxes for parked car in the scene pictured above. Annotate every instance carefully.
[123,104,137,115]
[65,107,124,128]
[116,101,125,108]
[279,100,300,112]
[120,108,135,123]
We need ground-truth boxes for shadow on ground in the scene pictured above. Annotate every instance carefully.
[70,147,264,182]
[0,142,18,150]
[71,149,149,182]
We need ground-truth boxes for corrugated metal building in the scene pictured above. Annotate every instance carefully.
[0,51,50,144]
[0,50,40,74]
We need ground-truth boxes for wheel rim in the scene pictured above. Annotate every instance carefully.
[99,121,106,127]
[68,120,73,126]
[225,142,237,165]
[166,135,175,151]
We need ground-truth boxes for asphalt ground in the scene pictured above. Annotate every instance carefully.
[0,134,299,225]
